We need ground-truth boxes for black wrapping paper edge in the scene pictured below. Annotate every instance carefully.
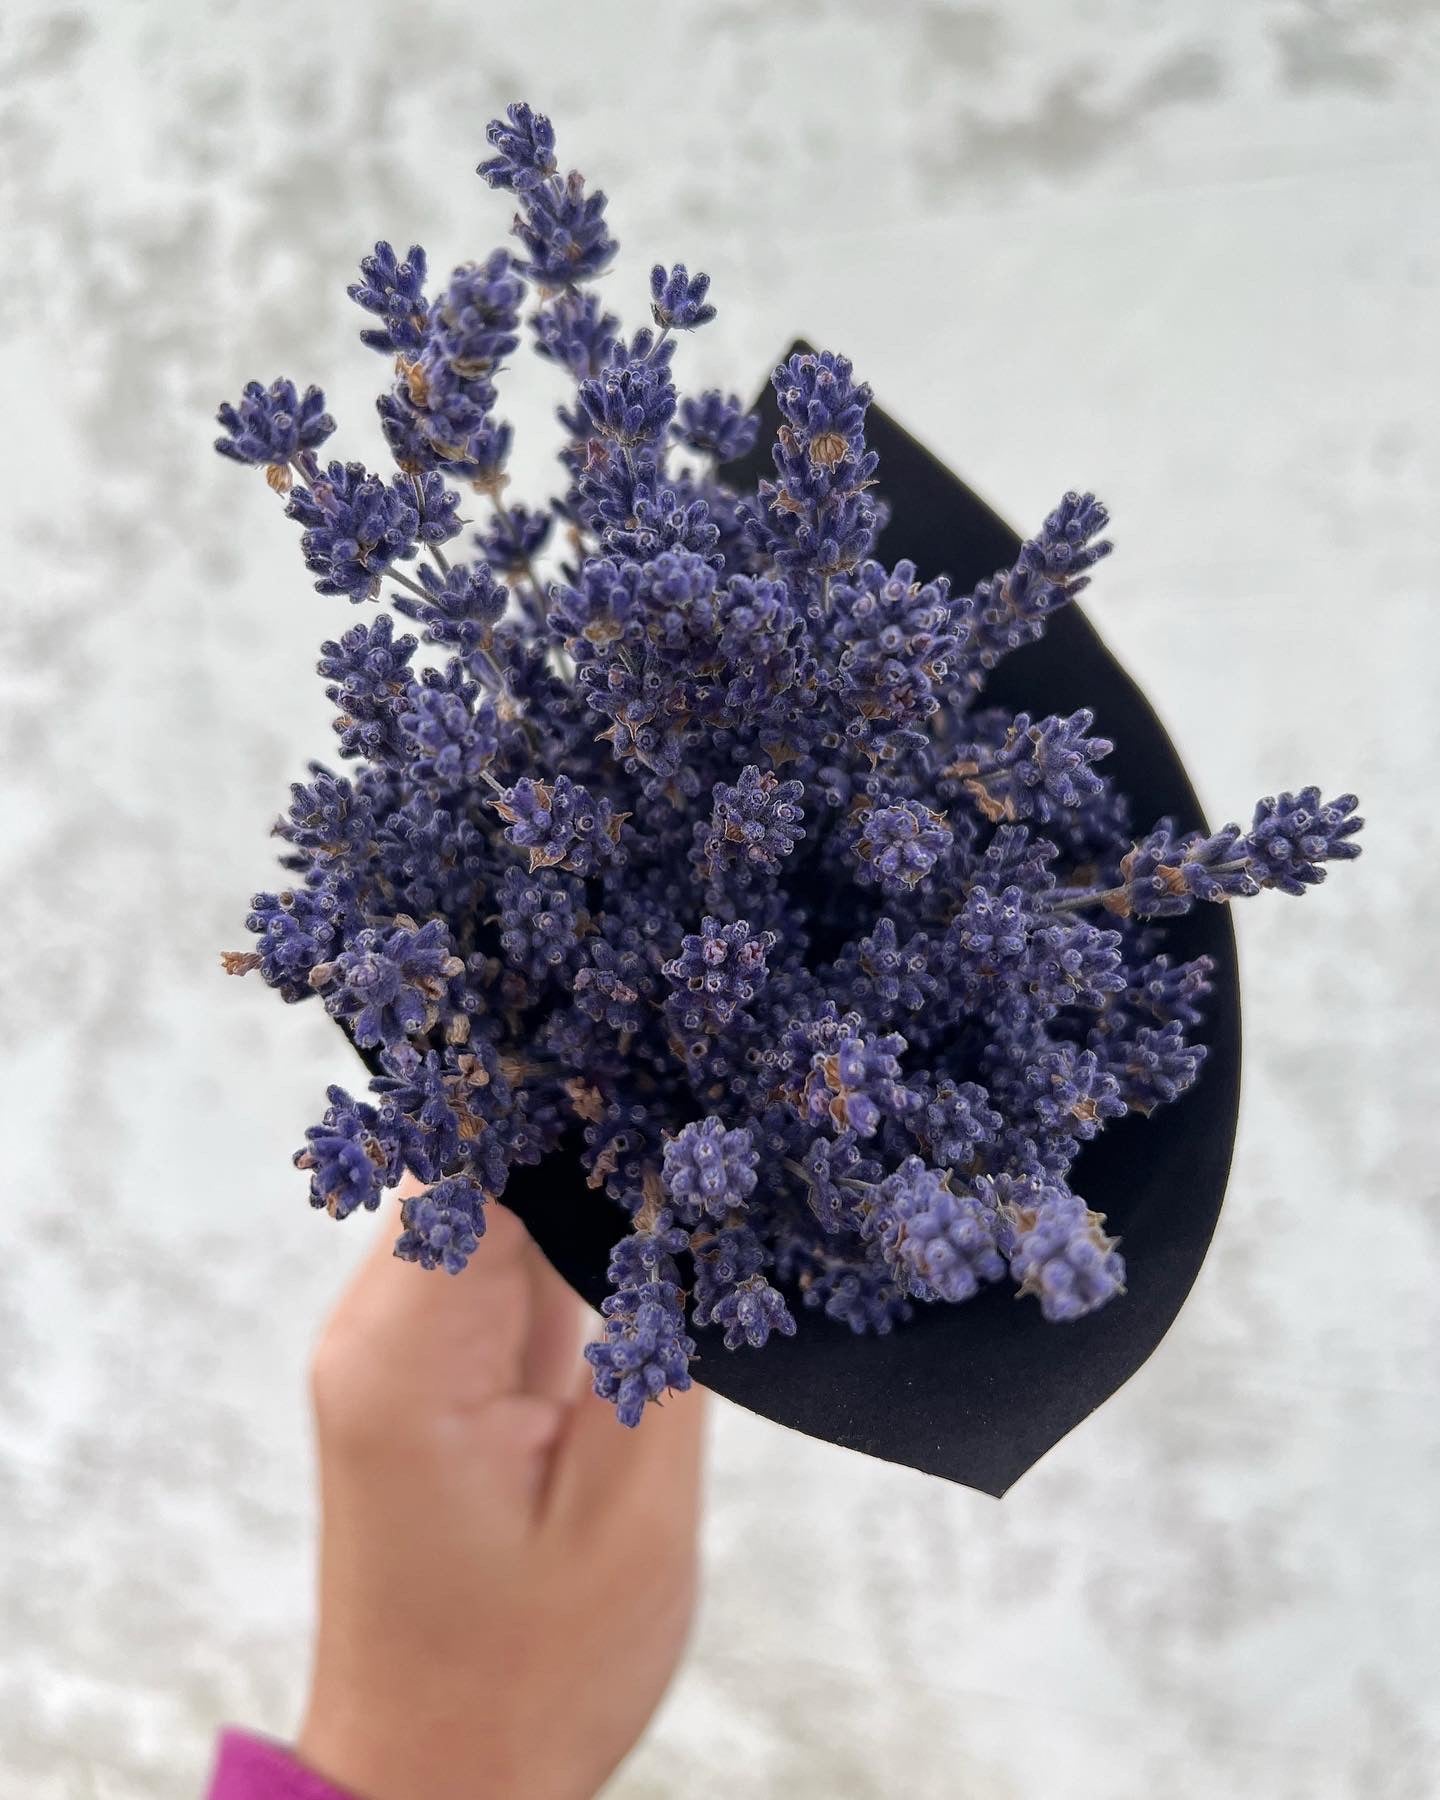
[352,342,1242,1497]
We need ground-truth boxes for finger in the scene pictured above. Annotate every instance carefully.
[541,1358,707,1534]
[318,1187,543,1417]
[518,1237,589,1404]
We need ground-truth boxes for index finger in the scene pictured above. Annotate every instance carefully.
[317,1179,575,1418]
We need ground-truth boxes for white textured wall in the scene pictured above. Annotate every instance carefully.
[2,3,1437,1794]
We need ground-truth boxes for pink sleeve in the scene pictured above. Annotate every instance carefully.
[206,1729,360,1800]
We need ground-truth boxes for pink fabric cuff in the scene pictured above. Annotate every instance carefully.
[207,1729,360,1800]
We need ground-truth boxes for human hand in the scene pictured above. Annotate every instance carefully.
[296,1181,706,1800]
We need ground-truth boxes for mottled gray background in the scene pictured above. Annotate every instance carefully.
[2,2,1438,1795]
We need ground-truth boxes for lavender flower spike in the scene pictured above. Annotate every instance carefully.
[663,1118,759,1221]
[215,379,335,489]
[1244,789,1363,894]
[286,462,430,602]
[311,916,463,1051]
[479,102,617,287]
[294,1085,397,1220]
[855,801,952,890]
[958,710,1113,825]
[494,773,628,876]
[586,1214,695,1425]
[394,1175,488,1274]
[348,241,430,355]
[996,1177,1126,1322]
[695,765,806,881]
[650,264,716,331]
[866,1158,1008,1304]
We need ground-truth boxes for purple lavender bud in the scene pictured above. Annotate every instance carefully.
[573,923,653,1035]
[715,573,812,725]
[477,102,557,191]
[674,390,759,462]
[385,257,522,484]
[312,916,464,1050]
[215,379,335,479]
[348,241,430,355]
[479,103,617,286]
[1128,954,1215,1027]
[855,801,952,891]
[393,1175,488,1274]
[400,684,498,794]
[831,918,941,1026]
[380,785,494,921]
[234,886,343,1001]
[410,471,464,546]
[1108,824,1227,919]
[1095,792,1365,919]
[955,492,1111,680]
[996,1177,1126,1322]
[689,1221,791,1350]
[274,765,376,864]
[960,710,1112,824]
[1031,917,1127,1008]
[695,765,806,881]
[663,1117,758,1221]
[530,288,618,376]
[976,822,1060,894]
[549,551,644,643]
[497,865,588,985]
[606,1214,692,1286]
[776,349,871,448]
[369,1048,466,1179]
[495,773,627,876]
[782,1247,913,1335]
[918,1077,1002,1173]
[791,1131,874,1234]
[376,390,437,475]
[578,360,677,448]
[318,608,419,684]
[586,1286,695,1425]
[1091,1018,1207,1114]
[830,559,957,759]
[783,1010,918,1139]
[407,368,512,488]
[749,350,879,591]
[689,1218,758,1284]
[476,503,552,579]
[958,882,1033,968]
[294,1084,397,1219]
[650,263,715,331]
[600,484,722,565]
[705,1273,795,1350]
[587,1212,695,1425]
[1019,1044,1126,1141]
[663,917,776,1037]
[866,1157,1007,1304]
[391,560,509,654]
[1243,789,1363,894]
[316,613,419,762]
[428,251,525,375]
[285,461,430,602]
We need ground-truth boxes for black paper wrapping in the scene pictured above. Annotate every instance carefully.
[355,343,1242,1497]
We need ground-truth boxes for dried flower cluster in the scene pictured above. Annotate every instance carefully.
[218,104,1363,1427]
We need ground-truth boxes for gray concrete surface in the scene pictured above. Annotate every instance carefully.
[2,3,1437,1794]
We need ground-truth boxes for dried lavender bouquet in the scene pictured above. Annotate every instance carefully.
[217,103,1362,1433]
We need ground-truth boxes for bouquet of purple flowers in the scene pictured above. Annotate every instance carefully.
[217,103,1362,1435]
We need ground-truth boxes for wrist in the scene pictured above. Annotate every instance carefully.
[298,1699,584,1800]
